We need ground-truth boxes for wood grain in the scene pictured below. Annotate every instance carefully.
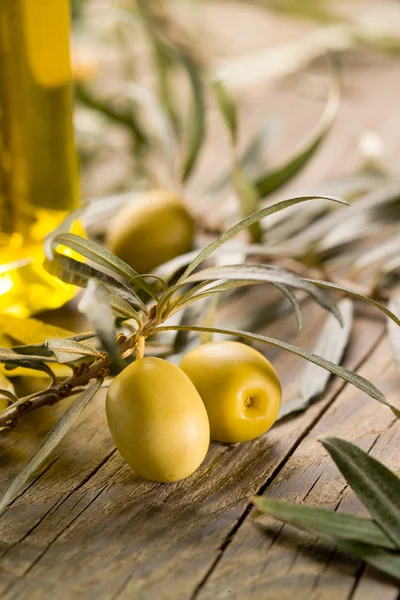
[195,335,400,600]
[2,3,400,597]
[0,301,386,600]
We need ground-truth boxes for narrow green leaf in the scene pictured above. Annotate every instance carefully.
[0,372,17,404]
[183,264,343,324]
[279,298,353,420]
[324,536,400,582]
[3,360,56,383]
[255,79,339,197]
[322,437,400,549]
[233,163,263,242]
[213,79,237,145]
[387,296,400,378]
[46,339,100,364]
[252,496,395,550]
[181,53,205,181]
[0,349,57,364]
[306,279,400,327]
[253,496,400,582]
[153,325,388,406]
[0,380,102,516]
[273,284,302,332]
[177,194,347,282]
[78,280,121,367]
[43,254,148,314]
[108,294,143,327]
[51,233,158,301]
[207,118,275,195]
[199,295,221,344]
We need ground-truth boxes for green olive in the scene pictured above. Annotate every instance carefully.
[106,190,194,273]
[180,341,282,443]
[106,357,210,482]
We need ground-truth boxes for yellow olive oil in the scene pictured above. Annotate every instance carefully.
[0,0,80,317]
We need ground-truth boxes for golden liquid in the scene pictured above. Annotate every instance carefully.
[0,0,80,317]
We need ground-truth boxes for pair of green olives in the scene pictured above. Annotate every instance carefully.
[106,342,282,483]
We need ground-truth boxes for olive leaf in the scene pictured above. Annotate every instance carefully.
[351,234,400,275]
[254,78,340,198]
[177,194,348,282]
[0,380,102,516]
[207,118,275,195]
[46,339,101,364]
[107,294,143,327]
[175,279,302,334]
[278,298,353,420]
[153,325,390,408]
[150,32,182,139]
[306,279,400,327]
[290,183,400,253]
[43,253,149,314]
[233,163,263,242]
[252,497,400,582]
[322,437,400,549]
[213,79,238,146]
[179,264,343,324]
[0,372,16,404]
[50,233,158,301]
[179,53,205,181]
[387,296,400,378]
[252,496,396,550]
[273,284,303,332]
[78,280,125,372]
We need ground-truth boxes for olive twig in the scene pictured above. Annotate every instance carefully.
[0,355,111,430]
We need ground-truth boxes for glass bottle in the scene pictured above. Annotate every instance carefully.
[0,0,80,317]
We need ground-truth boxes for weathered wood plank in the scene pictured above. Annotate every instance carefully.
[195,335,400,600]
[0,302,384,600]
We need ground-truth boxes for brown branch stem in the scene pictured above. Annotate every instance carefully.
[0,356,110,430]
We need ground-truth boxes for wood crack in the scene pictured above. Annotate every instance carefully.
[189,328,387,599]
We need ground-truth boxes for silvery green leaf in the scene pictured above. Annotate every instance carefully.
[322,437,400,549]
[43,253,148,313]
[46,339,100,364]
[279,298,353,420]
[233,163,262,242]
[291,183,400,252]
[306,279,400,327]
[0,373,16,404]
[254,79,339,198]
[253,496,395,550]
[183,264,343,324]
[180,53,206,181]
[51,233,158,301]
[387,296,400,379]
[213,79,237,145]
[252,496,400,581]
[177,194,347,282]
[154,325,389,407]
[0,380,102,516]
[352,233,400,274]
[78,279,121,367]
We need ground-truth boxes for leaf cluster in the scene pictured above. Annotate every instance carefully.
[253,437,400,582]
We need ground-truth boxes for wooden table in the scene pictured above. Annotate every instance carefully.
[0,8,400,600]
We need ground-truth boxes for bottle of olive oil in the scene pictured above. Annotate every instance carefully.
[0,0,80,317]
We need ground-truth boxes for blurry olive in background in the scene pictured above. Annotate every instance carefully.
[106,190,195,274]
